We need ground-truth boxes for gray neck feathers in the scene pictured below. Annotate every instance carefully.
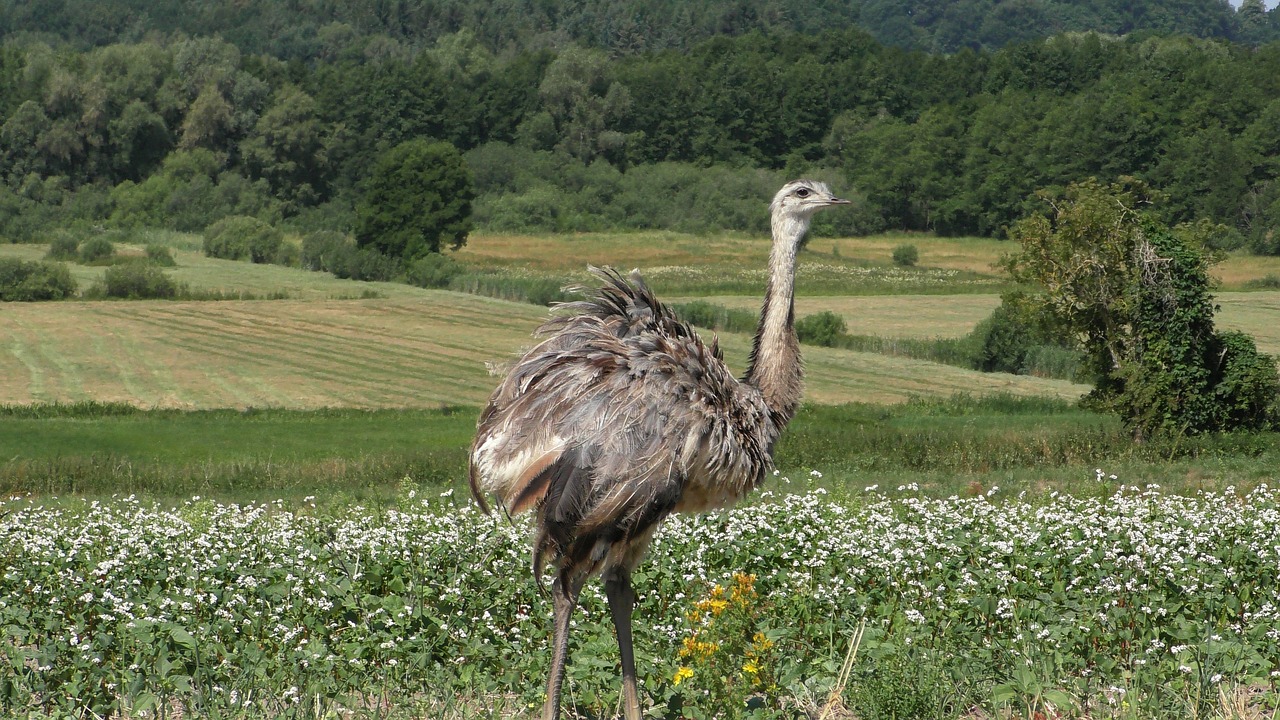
[745,209,808,435]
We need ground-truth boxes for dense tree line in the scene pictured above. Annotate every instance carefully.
[4,29,1280,248]
[3,0,1277,55]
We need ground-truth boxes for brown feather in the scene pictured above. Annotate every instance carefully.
[508,447,564,515]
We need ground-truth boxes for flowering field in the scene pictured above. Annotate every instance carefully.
[3,481,1280,719]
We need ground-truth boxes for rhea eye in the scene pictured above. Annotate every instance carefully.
[795,187,811,198]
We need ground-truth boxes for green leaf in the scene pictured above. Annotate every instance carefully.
[170,627,197,651]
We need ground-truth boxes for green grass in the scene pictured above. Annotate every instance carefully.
[6,398,1276,502]
[0,404,475,501]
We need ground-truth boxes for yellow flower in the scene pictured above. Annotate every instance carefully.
[751,631,775,651]
[704,598,729,616]
[742,661,759,675]
[673,666,694,686]
[730,573,757,605]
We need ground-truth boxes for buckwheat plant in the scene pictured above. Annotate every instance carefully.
[1,478,1278,718]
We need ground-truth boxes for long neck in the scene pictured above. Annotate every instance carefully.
[745,212,807,434]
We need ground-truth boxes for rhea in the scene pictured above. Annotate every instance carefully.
[468,180,850,720]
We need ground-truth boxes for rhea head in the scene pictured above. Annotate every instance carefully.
[769,179,851,249]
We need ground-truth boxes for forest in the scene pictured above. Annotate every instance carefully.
[4,0,1278,54]
[3,1,1280,250]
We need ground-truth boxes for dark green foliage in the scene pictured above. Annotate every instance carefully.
[203,216,283,263]
[405,252,464,289]
[44,233,80,261]
[795,311,849,347]
[1009,181,1280,437]
[0,0,1261,59]
[6,16,1280,241]
[1096,222,1221,436]
[95,263,182,299]
[0,257,78,301]
[1253,226,1280,256]
[891,244,919,266]
[78,237,115,264]
[966,296,1082,379]
[300,230,351,272]
[1210,331,1280,431]
[355,140,473,262]
[1098,220,1277,435]
[144,244,176,267]
[970,303,1038,375]
[672,301,759,334]
[467,144,885,235]
[109,151,282,233]
[298,229,396,281]
[327,246,398,282]
[446,273,570,306]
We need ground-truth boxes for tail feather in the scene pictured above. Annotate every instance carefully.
[541,266,688,341]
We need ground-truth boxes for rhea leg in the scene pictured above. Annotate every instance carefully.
[604,566,642,720]
[543,570,585,720]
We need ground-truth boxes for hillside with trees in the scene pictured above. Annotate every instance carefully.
[4,27,1280,251]
[2,0,1277,54]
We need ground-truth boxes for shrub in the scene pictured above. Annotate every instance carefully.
[274,241,299,267]
[795,310,848,347]
[328,245,398,282]
[405,252,464,289]
[203,216,282,263]
[78,236,115,264]
[447,272,571,306]
[45,232,80,261]
[300,230,351,272]
[673,301,758,334]
[97,263,181,299]
[970,303,1038,375]
[144,244,176,267]
[1208,331,1280,431]
[1250,229,1280,256]
[0,257,78,301]
[891,243,919,266]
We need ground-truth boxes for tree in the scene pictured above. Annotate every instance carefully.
[240,85,331,207]
[355,140,473,261]
[1006,179,1279,437]
[534,46,632,163]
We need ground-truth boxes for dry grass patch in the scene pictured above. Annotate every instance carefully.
[454,231,772,270]
[1213,253,1280,287]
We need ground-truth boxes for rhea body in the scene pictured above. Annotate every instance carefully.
[468,180,850,720]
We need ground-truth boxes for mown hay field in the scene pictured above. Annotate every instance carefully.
[0,294,1088,409]
[8,240,1279,409]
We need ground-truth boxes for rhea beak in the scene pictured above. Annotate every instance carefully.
[827,196,852,205]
